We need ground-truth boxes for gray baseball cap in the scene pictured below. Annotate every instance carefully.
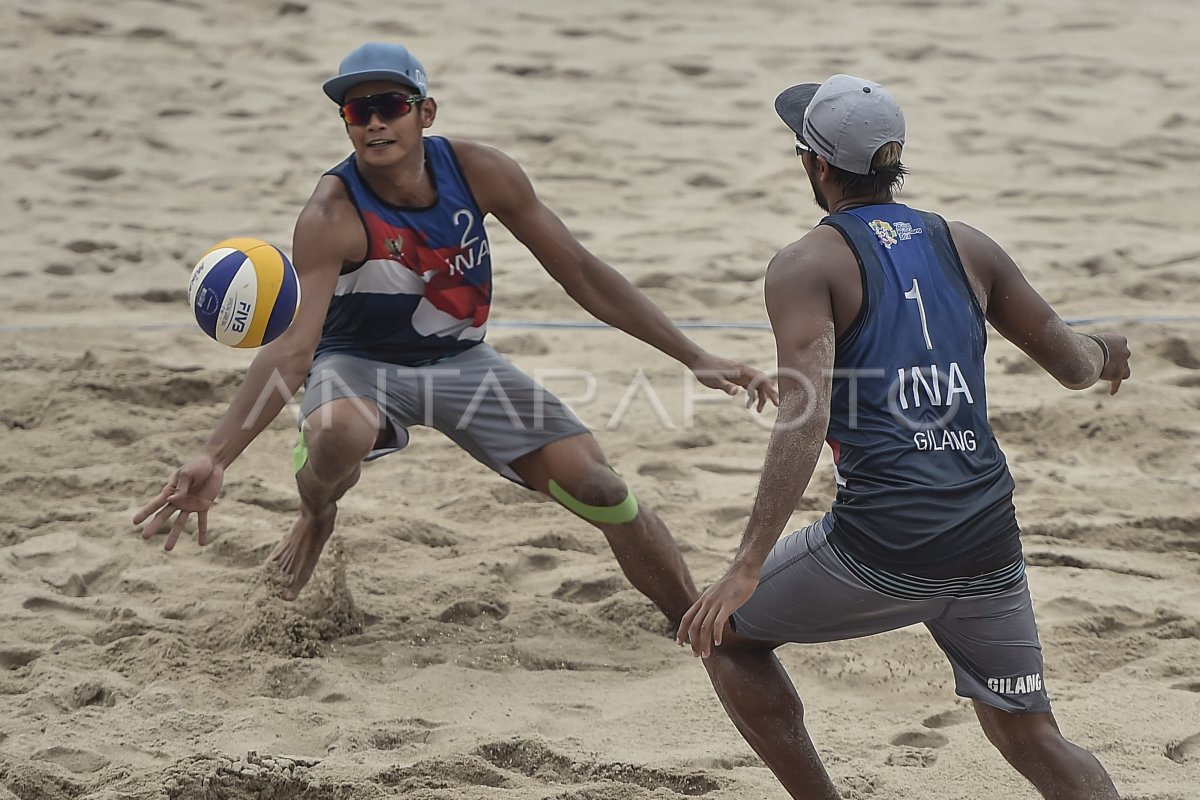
[775,74,905,175]
[323,42,429,103]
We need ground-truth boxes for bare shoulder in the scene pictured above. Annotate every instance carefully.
[946,218,1019,283]
[445,138,519,179]
[947,219,992,253]
[445,137,506,169]
[445,138,532,215]
[767,225,848,287]
[294,174,365,266]
[298,174,357,227]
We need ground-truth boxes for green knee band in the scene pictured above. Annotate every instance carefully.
[548,476,639,525]
[292,428,309,474]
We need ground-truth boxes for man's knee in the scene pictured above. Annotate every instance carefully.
[301,400,383,482]
[548,461,639,525]
[976,703,1063,759]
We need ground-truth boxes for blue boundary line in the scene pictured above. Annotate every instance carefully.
[0,316,1198,334]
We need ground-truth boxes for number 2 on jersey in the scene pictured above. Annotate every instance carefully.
[904,278,934,350]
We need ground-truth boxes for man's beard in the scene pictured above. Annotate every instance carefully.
[808,170,829,212]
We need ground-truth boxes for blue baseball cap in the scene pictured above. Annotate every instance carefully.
[322,42,429,103]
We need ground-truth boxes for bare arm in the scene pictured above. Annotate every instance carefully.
[734,247,835,566]
[134,177,362,547]
[462,142,701,362]
[677,237,836,656]
[950,221,1131,394]
[453,140,776,407]
[200,182,358,467]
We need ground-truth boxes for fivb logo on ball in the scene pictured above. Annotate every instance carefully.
[188,237,301,348]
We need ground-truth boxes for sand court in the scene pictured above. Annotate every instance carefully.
[2,0,1199,797]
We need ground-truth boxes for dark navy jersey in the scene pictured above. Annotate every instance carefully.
[317,136,492,366]
[820,204,1020,578]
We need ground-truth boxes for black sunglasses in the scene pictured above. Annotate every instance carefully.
[339,91,425,126]
[794,134,813,157]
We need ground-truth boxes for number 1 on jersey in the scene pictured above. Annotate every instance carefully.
[904,278,934,350]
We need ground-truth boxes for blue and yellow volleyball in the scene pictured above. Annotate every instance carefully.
[187,238,301,348]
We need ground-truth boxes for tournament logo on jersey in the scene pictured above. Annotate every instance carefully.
[870,219,924,249]
[870,220,898,249]
[385,236,404,259]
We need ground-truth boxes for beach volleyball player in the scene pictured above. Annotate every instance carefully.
[132,43,777,624]
[677,75,1129,799]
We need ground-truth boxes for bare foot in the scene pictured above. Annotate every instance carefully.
[267,506,337,600]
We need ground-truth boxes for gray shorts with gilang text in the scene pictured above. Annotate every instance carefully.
[731,516,1051,714]
[298,343,590,484]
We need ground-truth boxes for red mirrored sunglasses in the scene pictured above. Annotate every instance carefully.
[339,91,424,126]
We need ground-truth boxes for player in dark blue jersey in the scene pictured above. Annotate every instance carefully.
[678,75,1129,799]
[132,43,778,621]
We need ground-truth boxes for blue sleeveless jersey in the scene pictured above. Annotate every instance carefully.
[316,136,492,365]
[820,204,1019,578]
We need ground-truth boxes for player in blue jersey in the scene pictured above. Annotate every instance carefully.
[133,43,776,626]
[678,75,1129,799]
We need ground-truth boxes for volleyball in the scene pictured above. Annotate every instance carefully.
[187,237,301,348]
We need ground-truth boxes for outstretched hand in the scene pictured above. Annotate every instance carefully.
[133,453,225,551]
[689,351,779,412]
[676,563,760,658]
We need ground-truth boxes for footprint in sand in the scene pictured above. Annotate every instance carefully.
[366,719,443,751]
[0,647,42,670]
[1165,733,1200,764]
[331,718,444,753]
[255,660,326,700]
[885,730,948,768]
[438,599,509,624]
[673,433,715,449]
[1153,336,1200,370]
[65,678,119,709]
[34,747,110,774]
[552,576,626,604]
[387,518,460,548]
[522,531,598,554]
[890,731,949,749]
[885,746,939,768]
[922,707,974,728]
[93,425,140,446]
[21,596,97,617]
[638,460,690,481]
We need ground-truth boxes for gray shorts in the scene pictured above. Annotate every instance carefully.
[732,517,1051,714]
[298,344,590,484]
